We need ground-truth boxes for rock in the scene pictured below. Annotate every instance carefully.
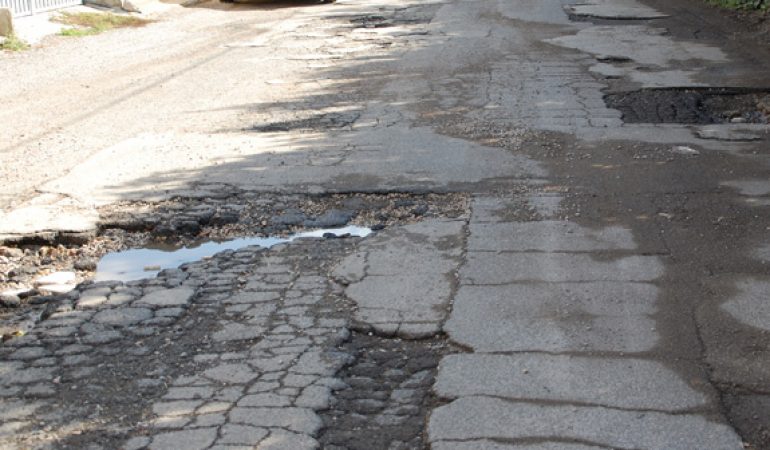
[758,95,770,116]
[303,209,354,228]
[173,220,202,234]
[412,204,429,216]
[2,287,35,299]
[9,266,37,278]
[34,272,76,287]
[73,258,98,271]
[37,284,77,294]
[59,231,95,245]
[272,209,306,226]
[671,146,700,156]
[0,293,20,308]
[0,8,13,38]
[0,246,23,258]
[28,295,58,305]
[121,0,140,12]
[210,212,239,225]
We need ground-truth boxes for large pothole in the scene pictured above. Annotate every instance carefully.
[0,191,469,339]
[605,87,770,124]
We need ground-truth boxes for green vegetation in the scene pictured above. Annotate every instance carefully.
[54,11,150,37]
[0,34,30,51]
[707,0,768,10]
[60,27,100,37]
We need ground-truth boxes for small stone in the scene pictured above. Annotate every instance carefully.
[37,284,77,294]
[0,293,20,307]
[272,209,306,226]
[671,146,700,156]
[0,247,23,258]
[303,209,354,228]
[73,258,98,271]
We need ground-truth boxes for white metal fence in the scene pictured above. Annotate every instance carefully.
[0,0,82,17]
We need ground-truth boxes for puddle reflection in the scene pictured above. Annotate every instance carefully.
[95,226,372,282]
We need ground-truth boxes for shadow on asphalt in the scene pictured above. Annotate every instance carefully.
[178,0,335,12]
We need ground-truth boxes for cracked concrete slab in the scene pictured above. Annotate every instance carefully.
[434,354,708,411]
[462,253,664,284]
[468,221,636,252]
[547,26,728,68]
[444,283,659,352]
[334,219,465,338]
[428,397,743,449]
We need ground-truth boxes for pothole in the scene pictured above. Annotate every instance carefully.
[251,111,361,133]
[0,191,469,339]
[319,332,453,450]
[95,226,372,283]
[605,88,770,124]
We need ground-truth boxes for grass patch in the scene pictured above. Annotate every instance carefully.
[706,0,768,10]
[54,11,151,37]
[0,34,30,51]
[60,27,101,37]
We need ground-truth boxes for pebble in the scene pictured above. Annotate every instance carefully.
[0,247,24,258]
[74,258,98,271]
[0,293,21,307]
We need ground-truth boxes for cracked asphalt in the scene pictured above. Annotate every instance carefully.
[1,0,770,449]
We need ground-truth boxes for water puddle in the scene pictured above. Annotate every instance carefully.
[94,226,372,282]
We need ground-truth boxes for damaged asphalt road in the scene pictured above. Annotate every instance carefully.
[1,0,770,448]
